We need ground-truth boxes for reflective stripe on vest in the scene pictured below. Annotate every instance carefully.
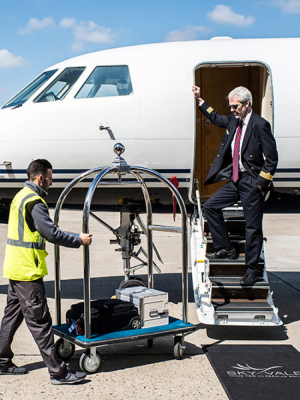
[9,191,46,250]
[6,238,45,249]
[3,186,48,281]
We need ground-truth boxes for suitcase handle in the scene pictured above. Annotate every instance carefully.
[149,309,168,318]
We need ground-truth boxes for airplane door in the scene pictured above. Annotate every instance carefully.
[194,63,273,198]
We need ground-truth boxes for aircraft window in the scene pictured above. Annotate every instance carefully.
[75,65,133,99]
[1,69,58,109]
[35,67,85,103]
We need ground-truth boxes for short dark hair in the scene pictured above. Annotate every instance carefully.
[27,159,53,180]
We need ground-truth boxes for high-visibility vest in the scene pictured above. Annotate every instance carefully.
[3,186,49,281]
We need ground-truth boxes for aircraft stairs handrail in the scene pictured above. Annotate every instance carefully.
[190,180,282,326]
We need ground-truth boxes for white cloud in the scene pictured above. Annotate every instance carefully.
[60,17,77,29]
[60,18,118,50]
[0,49,26,69]
[207,5,255,26]
[272,0,300,13]
[18,17,54,35]
[165,25,211,42]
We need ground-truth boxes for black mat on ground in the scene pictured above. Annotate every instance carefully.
[205,345,300,400]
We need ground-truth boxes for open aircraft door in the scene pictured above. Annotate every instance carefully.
[193,61,274,199]
[191,61,281,326]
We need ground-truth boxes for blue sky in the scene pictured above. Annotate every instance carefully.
[1,0,300,106]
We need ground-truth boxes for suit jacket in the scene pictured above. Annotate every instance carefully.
[199,101,278,189]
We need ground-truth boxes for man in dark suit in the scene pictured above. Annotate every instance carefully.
[192,85,278,286]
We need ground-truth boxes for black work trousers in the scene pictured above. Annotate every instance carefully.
[203,172,266,275]
[0,278,66,379]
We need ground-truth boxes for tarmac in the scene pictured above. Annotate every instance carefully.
[0,207,299,400]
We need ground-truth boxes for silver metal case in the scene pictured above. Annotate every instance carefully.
[116,286,169,328]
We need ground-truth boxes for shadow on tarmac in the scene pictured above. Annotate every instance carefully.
[1,272,298,343]
[19,350,192,374]
[3,271,299,372]
[4,272,204,371]
[0,273,195,304]
[19,346,203,374]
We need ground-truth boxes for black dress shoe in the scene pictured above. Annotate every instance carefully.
[207,247,238,260]
[240,273,260,286]
[0,364,28,375]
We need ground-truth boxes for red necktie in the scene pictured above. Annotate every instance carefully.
[232,119,243,182]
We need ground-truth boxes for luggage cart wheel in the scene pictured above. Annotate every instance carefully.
[130,316,141,329]
[79,350,102,374]
[174,336,185,360]
[55,338,75,360]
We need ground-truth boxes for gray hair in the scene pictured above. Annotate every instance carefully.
[228,86,253,107]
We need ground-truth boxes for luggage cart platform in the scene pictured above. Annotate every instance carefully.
[53,317,195,348]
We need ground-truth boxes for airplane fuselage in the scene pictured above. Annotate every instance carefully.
[0,37,299,211]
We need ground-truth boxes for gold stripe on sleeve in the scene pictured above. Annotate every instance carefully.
[259,171,273,181]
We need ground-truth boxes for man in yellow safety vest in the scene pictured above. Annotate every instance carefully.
[0,159,93,385]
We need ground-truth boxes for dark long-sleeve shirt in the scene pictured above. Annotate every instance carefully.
[24,181,81,248]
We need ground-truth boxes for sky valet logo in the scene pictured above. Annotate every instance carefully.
[227,364,300,378]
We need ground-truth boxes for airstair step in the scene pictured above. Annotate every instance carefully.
[210,277,269,300]
[210,276,269,288]
[208,256,264,265]
[204,219,246,236]
[222,209,244,219]
[212,300,273,313]
[209,257,264,277]
[206,234,245,242]
[202,206,244,220]
[210,265,264,278]
[191,208,281,326]
[211,276,269,287]
[207,241,245,254]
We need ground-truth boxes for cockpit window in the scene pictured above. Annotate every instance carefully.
[75,66,133,99]
[1,69,57,109]
[34,67,85,103]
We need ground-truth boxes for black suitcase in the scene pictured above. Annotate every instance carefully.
[66,298,140,335]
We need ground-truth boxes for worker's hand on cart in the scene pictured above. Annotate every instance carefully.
[80,233,93,245]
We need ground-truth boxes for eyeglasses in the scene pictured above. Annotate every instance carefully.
[228,103,243,110]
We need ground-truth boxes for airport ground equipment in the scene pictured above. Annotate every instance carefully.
[52,143,195,373]
[191,180,282,326]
